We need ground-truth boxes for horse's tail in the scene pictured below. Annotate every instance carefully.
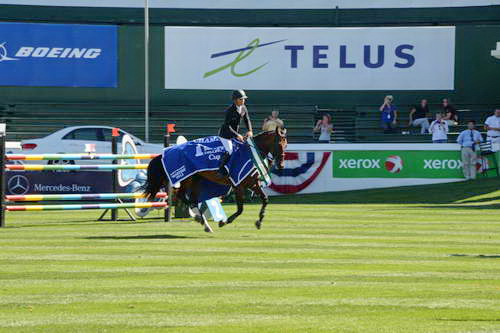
[141,155,168,201]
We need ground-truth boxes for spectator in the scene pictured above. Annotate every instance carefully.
[408,99,430,134]
[262,110,284,132]
[484,108,500,149]
[441,98,458,126]
[429,113,448,143]
[314,114,333,143]
[457,120,483,180]
[379,95,397,133]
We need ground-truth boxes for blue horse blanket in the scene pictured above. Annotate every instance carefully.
[162,136,256,197]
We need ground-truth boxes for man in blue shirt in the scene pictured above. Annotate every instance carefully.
[456,120,483,180]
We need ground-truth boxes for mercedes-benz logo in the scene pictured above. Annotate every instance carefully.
[0,42,19,62]
[8,175,30,195]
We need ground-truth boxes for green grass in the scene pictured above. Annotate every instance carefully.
[1,179,499,332]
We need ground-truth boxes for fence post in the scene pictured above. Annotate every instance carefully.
[0,124,5,228]
[111,128,119,221]
[164,123,175,222]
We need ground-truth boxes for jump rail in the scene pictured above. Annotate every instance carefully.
[6,202,167,211]
[6,153,159,161]
[6,164,148,171]
[6,192,167,202]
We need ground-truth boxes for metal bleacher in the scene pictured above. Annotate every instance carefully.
[1,102,495,144]
[0,103,317,143]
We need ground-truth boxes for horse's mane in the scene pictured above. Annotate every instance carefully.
[254,131,276,138]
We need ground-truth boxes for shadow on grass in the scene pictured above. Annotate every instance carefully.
[270,178,500,205]
[449,254,500,259]
[85,234,195,240]
[417,203,500,210]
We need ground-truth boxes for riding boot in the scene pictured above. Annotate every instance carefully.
[217,152,230,177]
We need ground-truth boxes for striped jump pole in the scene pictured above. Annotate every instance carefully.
[5,153,159,161]
[6,202,167,212]
[6,192,167,202]
[5,164,148,171]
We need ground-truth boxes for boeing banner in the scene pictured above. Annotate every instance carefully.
[164,26,455,90]
[0,22,118,87]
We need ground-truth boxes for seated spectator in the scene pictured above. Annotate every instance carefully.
[408,99,430,134]
[441,98,458,126]
[379,95,398,133]
[429,112,449,143]
[313,114,333,143]
[262,110,284,132]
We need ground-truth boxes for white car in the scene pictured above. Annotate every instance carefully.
[19,126,163,164]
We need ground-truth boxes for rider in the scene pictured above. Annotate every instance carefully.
[217,89,253,176]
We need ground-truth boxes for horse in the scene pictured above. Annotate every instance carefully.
[142,127,287,232]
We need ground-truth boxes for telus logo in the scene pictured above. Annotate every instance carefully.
[285,44,415,69]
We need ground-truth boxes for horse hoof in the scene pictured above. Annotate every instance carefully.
[218,221,226,228]
[194,215,203,224]
[255,221,262,230]
[204,226,213,233]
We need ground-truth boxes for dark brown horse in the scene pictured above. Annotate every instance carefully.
[142,127,287,232]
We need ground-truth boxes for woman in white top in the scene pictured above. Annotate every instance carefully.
[314,114,333,143]
[429,112,449,143]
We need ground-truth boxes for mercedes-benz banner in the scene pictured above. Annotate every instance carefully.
[0,22,118,87]
[164,26,455,90]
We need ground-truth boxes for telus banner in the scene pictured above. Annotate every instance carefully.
[332,150,469,178]
[0,22,117,87]
[164,26,455,90]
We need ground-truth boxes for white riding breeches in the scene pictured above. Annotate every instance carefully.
[219,137,233,154]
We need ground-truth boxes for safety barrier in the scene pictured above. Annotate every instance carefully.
[0,125,177,227]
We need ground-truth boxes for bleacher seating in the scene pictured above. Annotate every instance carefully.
[1,102,495,144]
[0,103,317,143]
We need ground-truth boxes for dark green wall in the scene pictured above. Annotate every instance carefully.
[0,5,499,109]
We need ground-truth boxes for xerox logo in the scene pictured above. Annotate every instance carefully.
[385,155,403,173]
[338,155,404,173]
[0,42,102,61]
[338,158,381,169]
[423,159,462,169]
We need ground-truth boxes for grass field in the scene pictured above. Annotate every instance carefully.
[1,179,499,332]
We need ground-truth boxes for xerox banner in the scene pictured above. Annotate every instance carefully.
[0,22,118,87]
[332,150,470,178]
[164,26,455,90]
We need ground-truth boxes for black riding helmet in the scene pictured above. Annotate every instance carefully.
[232,89,248,100]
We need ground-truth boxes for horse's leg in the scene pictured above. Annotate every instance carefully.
[220,185,244,227]
[252,182,269,230]
[188,175,213,233]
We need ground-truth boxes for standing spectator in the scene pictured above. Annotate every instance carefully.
[457,120,483,180]
[408,99,430,134]
[484,108,500,149]
[441,98,458,126]
[262,110,284,132]
[429,113,449,143]
[314,114,333,143]
[379,95,397,133]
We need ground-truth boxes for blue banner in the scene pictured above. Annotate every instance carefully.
[0,22,117,87]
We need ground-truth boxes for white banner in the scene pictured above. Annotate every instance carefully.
[164,26,455,90]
